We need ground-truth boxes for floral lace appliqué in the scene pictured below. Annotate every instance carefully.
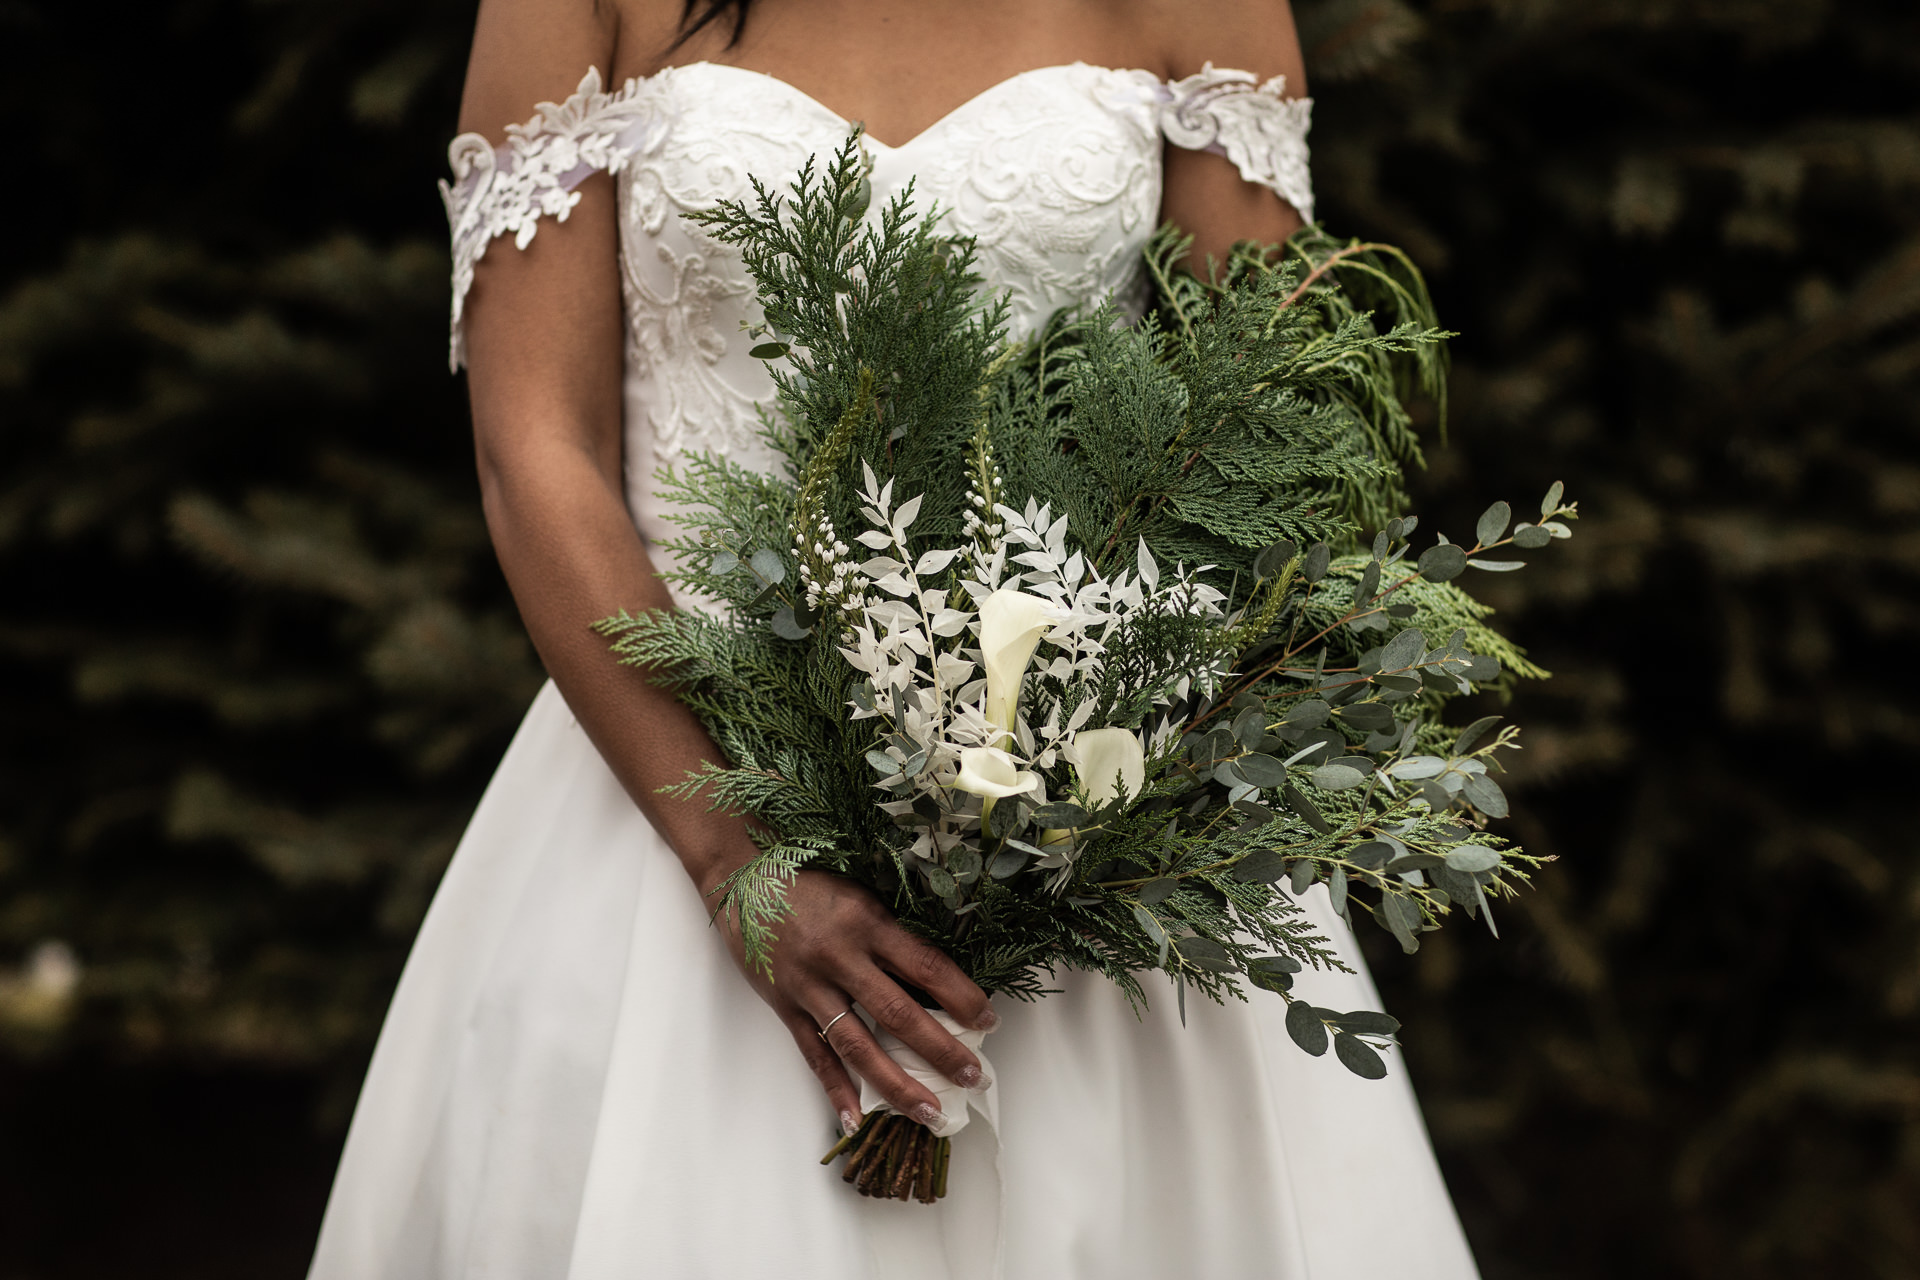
[1158,64,1315,223]
[440,68,663,370]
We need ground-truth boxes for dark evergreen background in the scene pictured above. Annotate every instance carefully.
[3,1,1917,1275]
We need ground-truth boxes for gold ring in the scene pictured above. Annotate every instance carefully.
[817,1009,852,1042]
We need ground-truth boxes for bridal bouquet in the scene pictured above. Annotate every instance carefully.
[599,137,1575,1202]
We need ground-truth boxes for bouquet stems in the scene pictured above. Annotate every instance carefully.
[823,1111,952,1203]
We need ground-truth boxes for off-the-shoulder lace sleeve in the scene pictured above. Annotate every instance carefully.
[1158,64,1315,224]
[439,67,659,370]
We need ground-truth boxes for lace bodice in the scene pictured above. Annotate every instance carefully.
[440,61,1313,585]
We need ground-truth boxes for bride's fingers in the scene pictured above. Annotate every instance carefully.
[781,1009,864,1136]
[873,925,998,1033]
[813,1000,946,1127]
[840,964,987,1091]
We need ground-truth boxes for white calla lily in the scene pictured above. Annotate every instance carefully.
[979,588,1059,744]
[1073,727,1146,809]
[1039,726,1146,846]
[952,746,1041,800]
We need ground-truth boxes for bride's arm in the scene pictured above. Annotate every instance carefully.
[455,0,995,1137]
[1156,0,1311,262]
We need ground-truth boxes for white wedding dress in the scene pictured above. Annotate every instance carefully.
[308,60,1480,1280]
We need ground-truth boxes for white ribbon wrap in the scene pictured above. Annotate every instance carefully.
[855,1010,998,1139]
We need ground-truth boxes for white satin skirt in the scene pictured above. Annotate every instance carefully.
[308,682,1479,1279]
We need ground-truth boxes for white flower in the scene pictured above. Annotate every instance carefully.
[1071,727,1145,808]
[979,588,1060,744]
[951,747,1040,800]
[1038,726,1147,847]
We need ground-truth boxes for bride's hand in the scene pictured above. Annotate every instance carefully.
[707,865,998,1137]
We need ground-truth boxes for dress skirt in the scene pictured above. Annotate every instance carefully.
[308,681,1480,1279]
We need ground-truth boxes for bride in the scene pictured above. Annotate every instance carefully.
[308,1,1481,1275]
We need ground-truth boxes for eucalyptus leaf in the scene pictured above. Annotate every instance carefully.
[1380,627,1425,671]
[1285,1001,1330,1056]
[1138,876,1178,906]
[1250,954,1303,975]
[1334,1033,1389,1079]
[926,866,956,898]
[770,604,812,640]
[1233,849,1289,884]
[1467,558,1526,572]
[1250,967,1294,994]
[1453,715,1502,755]
[748,548,787,584]
[1476,500,1512,546]
[1334,1010,1401,1037]
[1232,706,1267,748]
[1386,754,1447,780]
[1375,894,1421,954]
[1349,841,1395,870]
[1385,853,1445,873]
[1338,701,1395,731]
[1303,542,1331,582]
[1444,844,1503,874]
[1254,540,1297,578]
[988,848,1030,879]
[1463,774,1511,818]
[1234,752,1287,788]
[1353,560,1381,603]
[1030,802,1091,827]
[1513,523,1552,549]
[865,749,900,775]
[1176,936,1235,972]
[1288,858,1315,894]
[1310,763,1367,791]
[1284,699,1331,728]
[1328,865,1349,915]
[1432,865,1479,913]
[748,341,790,359]
[1541,480,1564,516]
[708,550,739,575]
[1417,543,1468,582]
[1283,783,1330,833]
[1131,902,1170,968]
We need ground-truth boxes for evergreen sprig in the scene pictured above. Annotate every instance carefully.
[598,133,1575,1072]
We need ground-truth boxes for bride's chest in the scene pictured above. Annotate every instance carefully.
[611,62,1169,339]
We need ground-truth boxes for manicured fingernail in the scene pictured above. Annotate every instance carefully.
[976,1007,1001,1032]
[956,1065,991,1092]
[840,1109,861,1137]
[910,1102,943,1128]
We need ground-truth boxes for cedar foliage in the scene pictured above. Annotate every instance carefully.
[1,1,1916,1276]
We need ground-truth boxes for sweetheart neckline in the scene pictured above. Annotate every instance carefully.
[640,61,1163,152]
